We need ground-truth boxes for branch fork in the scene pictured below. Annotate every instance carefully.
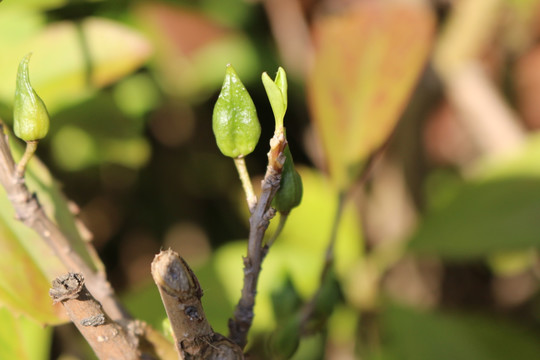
[151,249,243,359]
[228,131,287,349]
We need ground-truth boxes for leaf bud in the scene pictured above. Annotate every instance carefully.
[262,66,288,130]
[268,316,301,360]
[271,275,302,322]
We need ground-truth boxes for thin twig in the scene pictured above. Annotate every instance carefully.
[152,249,244,359]
[0,122,127,321]
[15,140,38,179]
[50,273,142,360]
[0,121,174,358]
[229,132,287,349]
[234,157,257,213]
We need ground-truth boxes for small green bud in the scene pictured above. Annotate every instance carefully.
[268,316,301,360]
[213,64,260,158]
[304,268,341,334]
[262,67,287,130]
[271,275,302,322]
[272,145,303,213]
[13,53,50,142]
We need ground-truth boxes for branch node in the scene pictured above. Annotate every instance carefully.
[50,272,85,303]
[81,314,106,327]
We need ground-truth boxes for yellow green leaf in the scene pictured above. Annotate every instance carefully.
[0,16,152,112]
[0,308,52,360]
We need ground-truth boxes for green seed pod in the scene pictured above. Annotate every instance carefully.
[213,64,260,158]
[13,53,50,142]
[272,145,303,213]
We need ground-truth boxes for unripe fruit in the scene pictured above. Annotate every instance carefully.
[213,64,260,158]
[13,53,50,142]
[272,145,303,213]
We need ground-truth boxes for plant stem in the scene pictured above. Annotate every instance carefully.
[15,140,38,179]
[50,273,140,360]
[323,192,346,277]
[152,250,243,359]
[229,131,287,349]
[234,156,257,213]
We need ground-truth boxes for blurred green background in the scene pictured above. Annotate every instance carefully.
[3,0,540,359]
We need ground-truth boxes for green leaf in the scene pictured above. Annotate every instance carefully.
[0,16,152,113]
[408,134,540,259]
[408,177,540,259]
[0,308,52,360]
[0,0,68,11]
[0,214,65,324]
[379,303,540,360]
[212,64,261,158]
[308,2,434,190]
[262,67,288,129]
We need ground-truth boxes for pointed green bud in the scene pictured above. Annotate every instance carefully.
[213,64,261,158]
[262,67,288,130]
[268,316,301,360]
[272,145,303,213]
[304,268,341,334]
[13,53,50,142]
[271,275,302,322]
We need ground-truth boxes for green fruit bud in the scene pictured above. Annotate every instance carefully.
[262,67,288,130]
[213,64,260,158]
[13,53,50,142]
[272,145,303,213]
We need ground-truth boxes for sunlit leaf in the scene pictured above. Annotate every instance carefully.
[0,0,68,11]
[308,2,434,190]
[379,303,540,360]
[0,308,51,360]
[0,216,65,324]
[408,134,540,259]
[0,16,152,112]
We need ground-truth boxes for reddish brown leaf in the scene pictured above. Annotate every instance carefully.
[308,2,434,190]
